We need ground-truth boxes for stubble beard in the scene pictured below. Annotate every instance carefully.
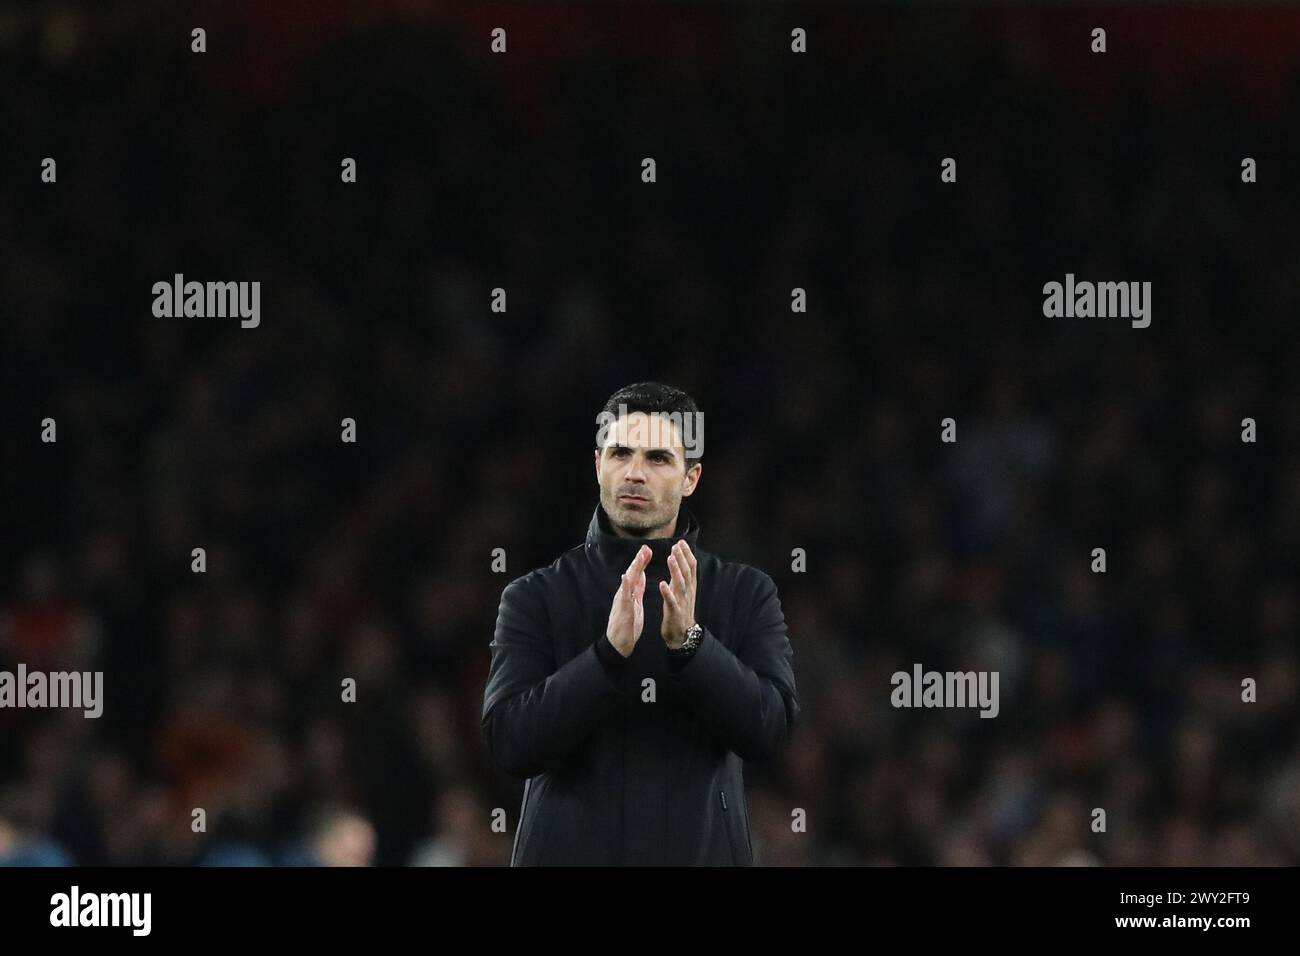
[603,486,676,538]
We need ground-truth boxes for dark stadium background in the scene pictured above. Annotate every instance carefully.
[1,1,1298,866]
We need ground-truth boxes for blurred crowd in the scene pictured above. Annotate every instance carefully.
[1,3,1298,865]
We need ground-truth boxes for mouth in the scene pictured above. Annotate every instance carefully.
[618,495,650,505]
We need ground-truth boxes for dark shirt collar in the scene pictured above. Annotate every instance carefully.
[585,502,701,571]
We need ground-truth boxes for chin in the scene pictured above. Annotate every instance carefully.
[615,512,656,531]
[610,506,658,532]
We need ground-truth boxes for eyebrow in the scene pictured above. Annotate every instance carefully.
[606,444,677,460]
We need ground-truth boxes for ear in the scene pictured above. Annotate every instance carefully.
[681,461,702,497]
[594,448,602,483]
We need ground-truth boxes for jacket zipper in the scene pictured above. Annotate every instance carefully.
[719,790,728,811]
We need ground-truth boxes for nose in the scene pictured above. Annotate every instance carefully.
[623,453,648,483]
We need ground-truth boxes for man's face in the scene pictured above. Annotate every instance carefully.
[314,815,377,867]
[595,412,702,537]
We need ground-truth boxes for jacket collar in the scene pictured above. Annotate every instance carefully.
[585,502,701,571]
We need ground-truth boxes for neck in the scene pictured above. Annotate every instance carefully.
[587,504,699,572]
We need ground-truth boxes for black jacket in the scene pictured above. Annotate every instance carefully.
[481,504,798,865]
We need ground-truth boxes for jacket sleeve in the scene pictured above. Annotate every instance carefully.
[481,575,623,778]
[673,570,798,762]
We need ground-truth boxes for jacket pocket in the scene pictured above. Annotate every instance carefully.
[513,777,553,866]
[511,778,533,866]
[719,789,746,866]
[740,791,753,861]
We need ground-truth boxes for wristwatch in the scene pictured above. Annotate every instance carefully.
[670,623,704,660]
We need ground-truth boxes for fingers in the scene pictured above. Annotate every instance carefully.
[622,545,652,599]
[626,544,699,610]
[680,541,697,575]
[663,544,693,613]
[668,542,695,597]
[625,544,652,578]
[635,545,650,601]
[659,579,680,613]
[666,553,688,601]
[671,541,696,579]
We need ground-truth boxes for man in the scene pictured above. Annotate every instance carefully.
[481,382,798,865]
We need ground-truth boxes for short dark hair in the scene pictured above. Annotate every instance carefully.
[598,381,703,469]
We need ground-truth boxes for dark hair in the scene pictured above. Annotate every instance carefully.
[598,382,703,468]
